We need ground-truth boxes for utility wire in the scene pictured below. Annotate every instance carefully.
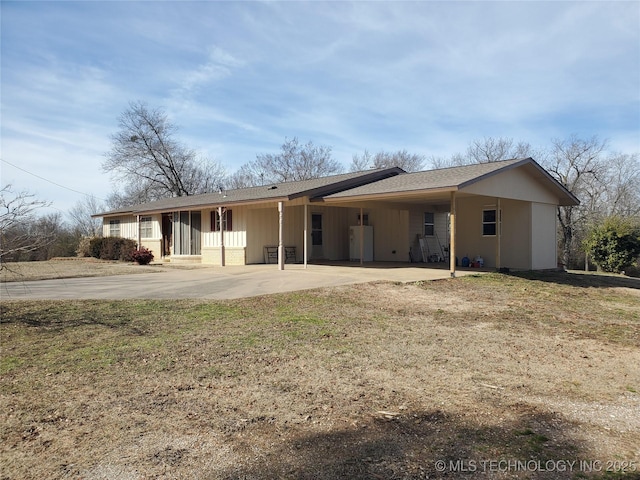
[0,157,107,202]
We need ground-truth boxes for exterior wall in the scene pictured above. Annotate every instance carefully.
[531,202,558,269]
[408,207,449,262]
[500,200,531,270]
[245,204,312,264]
[102,215,138,240]
[368,208,410,262]
[460,166,558,204]
[455,196,532,270]
[201,206,248,249]
[140,239,162,259]
[202,246,246,265]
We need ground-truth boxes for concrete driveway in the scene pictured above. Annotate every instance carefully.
[1,263,481,300]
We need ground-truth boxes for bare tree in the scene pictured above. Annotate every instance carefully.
[103,101,226,206]
[466,137,533,163]
[428,137,534,169]
[0,185,55,268]
[349,149,426,172]
[233,137,342,187]
[68,196,104,237]
[601,153,640,218]
[543,135,609,268]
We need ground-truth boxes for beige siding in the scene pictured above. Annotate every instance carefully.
[456,196,532,269]
[103,215,138,241]
[246,204,312,264]
[201,206,248,248]
[460,167,558,204]
[531,202,558,269]
[368,208,410,261]
[500,200,531,270]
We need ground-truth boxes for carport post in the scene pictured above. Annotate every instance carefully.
[360,207,364,266]
[496,197,501,271]
[304,203,308,269]
[278,201,285,271]
[218,206,225,267]
[450,191,457,278]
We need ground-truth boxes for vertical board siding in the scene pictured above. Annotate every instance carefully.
[201,206,247,248]
[456,196,532,269]
[103,215,138,240]
[531,202,557,269]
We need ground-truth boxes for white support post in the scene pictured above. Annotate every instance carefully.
[136,215,141,249]
[219,206,225,267]
[304,203,308,269]
[496,198,501,271]
[359,207,364,266]
[450,191,457,278]
[278,201,285,271]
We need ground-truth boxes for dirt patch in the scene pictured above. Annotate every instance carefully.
[1,272,639,479]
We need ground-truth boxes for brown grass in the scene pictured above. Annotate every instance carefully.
[1,271,639,479]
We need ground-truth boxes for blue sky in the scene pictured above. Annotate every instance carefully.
[2,1,639,214]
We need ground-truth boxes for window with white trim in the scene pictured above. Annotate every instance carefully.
[424,212,435,236]
[482,209,501,236]
[140,216,153,238]
[109,219,120,237]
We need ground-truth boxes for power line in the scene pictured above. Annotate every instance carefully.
[0,157,107,202]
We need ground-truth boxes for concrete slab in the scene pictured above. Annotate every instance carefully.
[0,263,485,301]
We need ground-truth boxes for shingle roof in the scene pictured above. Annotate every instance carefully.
[96,167,404,216]
[323,157,579,205]
[324,158,524,198]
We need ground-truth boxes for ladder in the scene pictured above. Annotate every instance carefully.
[418,236,430,262]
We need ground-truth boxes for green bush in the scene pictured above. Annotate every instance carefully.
[584,217,640,273]
[88,237,137,261]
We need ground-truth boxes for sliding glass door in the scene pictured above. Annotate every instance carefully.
[173,211,201,255]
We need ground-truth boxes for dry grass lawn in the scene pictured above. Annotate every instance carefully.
[1,269,639,479]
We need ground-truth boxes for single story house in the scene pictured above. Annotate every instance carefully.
[95,158,579,276]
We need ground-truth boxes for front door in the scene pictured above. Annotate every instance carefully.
[311,213,323,259]
[161,213,173,257]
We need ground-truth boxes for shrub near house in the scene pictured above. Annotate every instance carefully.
[88,237,137,262]
[585,216,640,273]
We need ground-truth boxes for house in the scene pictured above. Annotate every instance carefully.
[95,158,579,275]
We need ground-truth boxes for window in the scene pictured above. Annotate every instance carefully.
[109,219,120,237]
[211,209,233,232]
[482,209,501,236]
[140,216,153,238]
[424,212,435,236]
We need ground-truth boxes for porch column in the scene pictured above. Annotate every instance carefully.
[303,203,308,269]
[495,198,501,271]
[136,215,141,249]
[218,206,225,267]
[278,201,285,271]
[360,207,364,266]
[450,191,457,278]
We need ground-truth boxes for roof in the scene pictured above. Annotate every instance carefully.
[323,158,580,206]
[95,167,404,216]
[96,158,579,217]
